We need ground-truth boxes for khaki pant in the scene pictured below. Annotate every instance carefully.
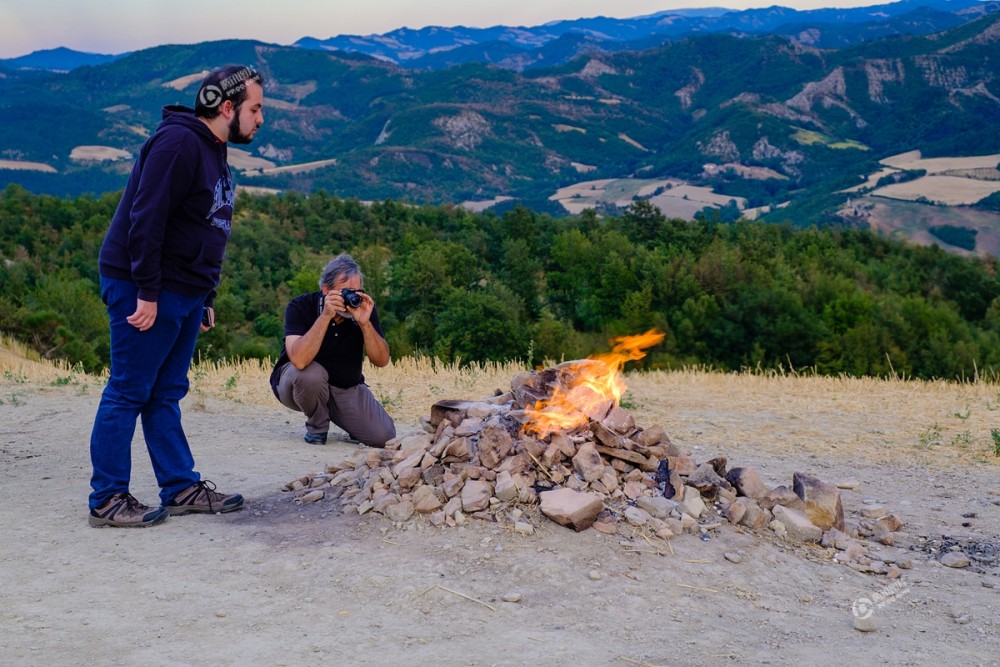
[274,362,396,447]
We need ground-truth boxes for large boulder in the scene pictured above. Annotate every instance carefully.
[792,472,845,531]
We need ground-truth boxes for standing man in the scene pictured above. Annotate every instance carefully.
[270,254,396,448]
[88,65,265,528]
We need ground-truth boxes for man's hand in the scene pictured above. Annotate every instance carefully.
[347,291,375,325]
[200,306,215,332]
[127,298,157,331]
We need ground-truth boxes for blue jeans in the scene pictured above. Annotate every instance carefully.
[89,276,205,509]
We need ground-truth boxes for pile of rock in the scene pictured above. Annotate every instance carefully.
[283,361,905,556]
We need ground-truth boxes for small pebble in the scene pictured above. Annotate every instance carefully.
[853,615,877,632]
[724,551,744,564]
[941,552,970,568]
[215,611,226,618]
[502,593,522,603]
[588,570,602,581]
[513,521,534,536]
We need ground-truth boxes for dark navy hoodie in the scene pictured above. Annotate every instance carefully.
[99,105,234,306]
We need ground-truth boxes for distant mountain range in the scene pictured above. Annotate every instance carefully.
[3,0,995,72]
[296,0,997,69]
[1,1,998,228]
[0,46,123,71]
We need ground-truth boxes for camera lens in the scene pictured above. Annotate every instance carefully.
[341,289,362,308]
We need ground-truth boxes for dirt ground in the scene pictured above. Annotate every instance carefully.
[1,362,999,667]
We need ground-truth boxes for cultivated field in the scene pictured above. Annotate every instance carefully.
[549,177,746,217]
[867,151,1000,206]
[0,159,56,173]
[69,145,132,162]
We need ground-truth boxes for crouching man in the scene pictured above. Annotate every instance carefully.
[270,254,396,447]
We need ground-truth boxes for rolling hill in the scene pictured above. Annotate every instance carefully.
[0,6,998,228]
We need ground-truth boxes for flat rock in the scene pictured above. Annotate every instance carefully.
[539,488,605,532]
[624,506,652,526]
[635,495,678,519]
[773,504,822,543]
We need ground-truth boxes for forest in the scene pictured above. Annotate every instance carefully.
[3,183,1000,381]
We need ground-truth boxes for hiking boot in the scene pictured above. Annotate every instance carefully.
[304,431,328,445]
[89,493,168,528]
[165,480,244,515]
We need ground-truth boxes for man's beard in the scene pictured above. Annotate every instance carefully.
[228,111,255,144]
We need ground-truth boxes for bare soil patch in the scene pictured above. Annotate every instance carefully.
[0,160,56,173]
[1,350,998,666]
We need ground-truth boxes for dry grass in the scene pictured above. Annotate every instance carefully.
[3,337,999,466]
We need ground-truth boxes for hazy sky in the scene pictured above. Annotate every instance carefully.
[0,0,897,59]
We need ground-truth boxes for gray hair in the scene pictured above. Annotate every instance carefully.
[319,253,363,288]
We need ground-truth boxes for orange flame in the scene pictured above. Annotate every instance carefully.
[523,329,665,438]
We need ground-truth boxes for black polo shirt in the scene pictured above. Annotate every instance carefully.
[269,291,384,393]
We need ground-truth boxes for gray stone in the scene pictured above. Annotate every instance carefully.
[297,490,324,504]
[514,521,534,536]
[724,551,744,564]
[624,506,652,526]
[454,417,484,437]
[635,495,678,519]
[941,552,970,568]
[853,614,878,633]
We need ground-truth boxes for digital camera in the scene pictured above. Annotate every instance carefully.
[340,288,363,308]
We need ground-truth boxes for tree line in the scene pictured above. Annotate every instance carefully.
[3,183,1000,381]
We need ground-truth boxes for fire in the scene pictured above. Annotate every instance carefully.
[523,329,665,438]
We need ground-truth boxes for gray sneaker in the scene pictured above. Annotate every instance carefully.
[165,480,244,515]
[89,493,168,528]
